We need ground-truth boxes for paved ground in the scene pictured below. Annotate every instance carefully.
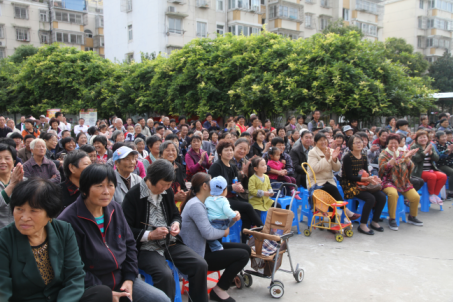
[181,202,453,302]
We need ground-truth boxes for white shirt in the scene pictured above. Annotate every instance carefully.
[58,121,71,132]
[74,125,88,135]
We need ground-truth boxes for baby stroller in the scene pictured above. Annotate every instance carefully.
[301,163,354,242]
[242,182,304,299]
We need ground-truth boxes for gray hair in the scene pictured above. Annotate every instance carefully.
[30,138,46,150]
[134,123,142,130]
[112,130,123,142]
[134,138,145,145]
[158,140,178,157]
[147,118,153,123]
[194,131,202,137]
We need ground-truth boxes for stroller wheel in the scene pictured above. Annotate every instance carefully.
[345,229,354,237]
[234,275,245,289]
[303,229,311,237]
[244,273,253,287]
[269,284,284,299]
[335,234,344,242]
[294,268,304,283]
[271,280,284,288]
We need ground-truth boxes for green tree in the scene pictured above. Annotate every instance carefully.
[384,37,429,77]
[8,45,39,64]
[428,51,453,92]
[322,19,364,38]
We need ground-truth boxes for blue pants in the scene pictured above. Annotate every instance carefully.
[207,219,231,252]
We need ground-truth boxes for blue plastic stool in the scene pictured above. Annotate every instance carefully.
[139,260,182,302]
[336,180,356,212]
[349,198,370,224]
[272,195,301,234]
[418,183,443,212]
[380,194,407,226]
[223,219,242,243]
[261,211,268,224]
[298,187,313,226]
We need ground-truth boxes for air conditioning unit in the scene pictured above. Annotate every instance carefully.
[168,6,176,12]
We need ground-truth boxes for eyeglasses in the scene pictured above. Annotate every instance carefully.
[353,141,363,145]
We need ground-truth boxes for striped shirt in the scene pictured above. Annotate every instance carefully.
[95,215,105,239]
[423,155,433,171]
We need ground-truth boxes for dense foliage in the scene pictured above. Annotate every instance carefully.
[0,31,437,120]
[429,51,453,93]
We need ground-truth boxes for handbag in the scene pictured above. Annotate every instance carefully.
[357,170,382,193]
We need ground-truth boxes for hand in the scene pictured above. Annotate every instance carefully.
[223,227,230,237]
[149,227,169,241]
[324,148,331,161]
[174,190,187,201]
[242,160,251,176]
[170,222,180,236]
[264,191,274,197]
[405,148,418,159]
[281,159,286,165]
[370,144,380,152]
[112,290,130,302]
[331,147,341,161]
[10,163,24,185]
[199,151,207,164]
[51,174,57,179]
[233,211,241,222]
[424,144,432,154]
[208,154,215,163]
[232,182,244,193]
[120,280,133,300]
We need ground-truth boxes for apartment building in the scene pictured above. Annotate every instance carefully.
[0,0,104,59]
[104,0,384,63]
[384,0,452,62]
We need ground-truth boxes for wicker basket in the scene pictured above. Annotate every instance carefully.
[313,189,337,213]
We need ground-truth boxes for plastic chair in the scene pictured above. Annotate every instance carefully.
[418,183,444,212]
[349,198,369,224]
[272,195,301,234]
[139,260,182,302]
[223,219,242,243]
[336,180,355,212]
[182,271,221,295]
[261,210,268,224]
[299,187,313,227]
[380,194,407,226]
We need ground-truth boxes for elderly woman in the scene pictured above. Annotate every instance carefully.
[159,141,187,203]
[122,160,208,302]
[209,140,263,243]
[56,137,76,159]
[435,131,453,190]
[276,127,291,154]
[10,132,23,150]
[92,136,112,164]
[185,135,214,181]
[379,133,423,231]
[47,118,62,138]
[180,173,249,302]
[307,133,359,220]
[23,138,61,184]
[60,150,91,208]
[145,135,162,165]
[112,130,125,143]
[0,178,107,301]
[112,146,143,205]
[76,132,88,149]
[135,137,149,160]
[411,130,447,204]
[251,129,270,157]
[43,132,59,160]
[0,144,24,229]
[235,115,247,134]
[295,115,308,133]
[341,134,387,235]
[231,138,252,201]
[437,118,450,131]
[58,164,170,302]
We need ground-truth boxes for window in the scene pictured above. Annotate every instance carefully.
[15,6,28,19]
[0,26,3,39]
[0,48,4,59]
[84,29,93,38]
[127,0,133,11]
[270,5,298,19]
[420,0,424,8]
[55,11,83,24]
[217,0,224,10]
[40,33,49,43]
[128,25,133,40]
[197,22,207,37]
[217,24,224,35]
[169,18,182,34]
[356,0,378,14]
[85,47,94,51]
[40,10,48,22]
[126,53,134,62]
[320,18,329,30]
[343,8,350,21]
[305,14,312,27]
[55,32,83,44]
[320,0,330,7]
[269,5,277,18]
[418,36,423,48]
[289,7,298,19]
[16,28,29,41]
[261,0,265,4]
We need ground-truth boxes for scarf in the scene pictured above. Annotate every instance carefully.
[385,147,399,158]
[148,153,157,163]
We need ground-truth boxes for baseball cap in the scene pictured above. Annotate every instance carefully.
[210,176,228,196]
[39,115,46,118]
[343,125,353,132]
[112,146,138,163]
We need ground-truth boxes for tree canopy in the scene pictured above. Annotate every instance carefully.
[429,51,453,92]
[384,37,430,77]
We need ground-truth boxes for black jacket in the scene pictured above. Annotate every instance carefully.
[290,143,309,188]
[59,181,80,209]
[208,159,239,195]
[122,182,182,251]
[57,196,138,291]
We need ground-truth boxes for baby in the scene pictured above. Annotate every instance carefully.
[267,147,300,200]
[205,176,238,252]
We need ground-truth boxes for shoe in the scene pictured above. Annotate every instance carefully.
[388,219,398,231]
[407,215,423,226]
[435,195,444,205]
[294,195,302,200]
[370,223,384,232]
[429,194,438,204]
[357,226,374,235]
[349,213,361,220]
[210,289,236,302]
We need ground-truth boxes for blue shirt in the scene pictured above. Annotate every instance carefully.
[205,196,237,221]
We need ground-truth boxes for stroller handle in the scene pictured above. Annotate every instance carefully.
[280,183,298,190]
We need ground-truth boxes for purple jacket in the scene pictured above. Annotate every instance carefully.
[23,156,61,183]
[57,195,138,291]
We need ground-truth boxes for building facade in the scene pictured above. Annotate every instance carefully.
[104,0,384,63]
[383,0,453,62]
[0,0,104,59]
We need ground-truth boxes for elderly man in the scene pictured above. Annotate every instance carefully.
[74,118,88,135]
[138,118,151,137]
[113,146,143,204]
[17,135,35,163]
[37,115,49,132]
[162,117,170,130]
[23,138,60,183]
[146,118,155,135]
[290,131,313,188]
[0,116,12,138]
[16,116,25,132]
[115,118,126,133]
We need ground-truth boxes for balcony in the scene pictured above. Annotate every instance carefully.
[320,0,331,8]
[168,0,185,3]
[196,0,209,8]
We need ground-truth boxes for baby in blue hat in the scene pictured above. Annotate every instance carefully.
[205,176,238,252]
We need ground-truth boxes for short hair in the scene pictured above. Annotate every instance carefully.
[156,126,164,132]
[145,159,175,185]
[209,131,218,140]
[24,118,35,125]
[179,115,186,121]
[314,133,327,143]
[49,118,59,127]
[205,113,212,118]
[234,138,249,147]
[23,134,35,142]
[439,118,448,125]
[250,116,259,123]
[420,116,428,122]
[112,130,123,142]
[63,150,89,178]
[348,134,363,150]
[333,132,344,140]
[356,131,368,141]
[79,144,95,153]
[216,139,235,156]
[10,132,23,140]
[60,137,76,150]
[169,118,176,123]
[79,164,117,199]
[134,137,145,145]
[297,115,306,122]
[191,135,202,143]
[237,115,245,121]
[159,140,178,157]
[146,135,162,149]
[93,135,107,147]
[87,126,97,136]
[134,123,142,130]
[436,131,446,139]
[61,130,70,137]
[378,129,389,137]
[0,143,16,162]
[387,133,401,144]
[415,130,428,143]
[312,110,321,115]
[265,131,274,142]
[386,116,395,125]
[165,133,179,142]
[240,132,251,138]
[111,142,126,153]
[42,132,57,141]
[301,131,313,139]
[181,124,189,130]
[30,138,45,150]
[55,112,63,118]
[10,178,61,218]
[76,132,87,143]
[271,137,285,146]
[396,119,409,128]
[445,130,453,135]
[252,129,266,141]
[439,113,448,120]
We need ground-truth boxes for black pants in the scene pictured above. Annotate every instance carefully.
[80,285,112,302]
[204,242,251,290]
[138,243,208,302]
[321,182,344,201]
[229,197,263,243]
[355,191,387,224]
[254,202,281,218]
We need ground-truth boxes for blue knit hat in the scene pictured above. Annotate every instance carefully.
[210,176,228,196]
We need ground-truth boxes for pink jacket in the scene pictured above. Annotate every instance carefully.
[267,160,285,180]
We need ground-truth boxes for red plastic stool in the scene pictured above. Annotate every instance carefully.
[181,271,221,294]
